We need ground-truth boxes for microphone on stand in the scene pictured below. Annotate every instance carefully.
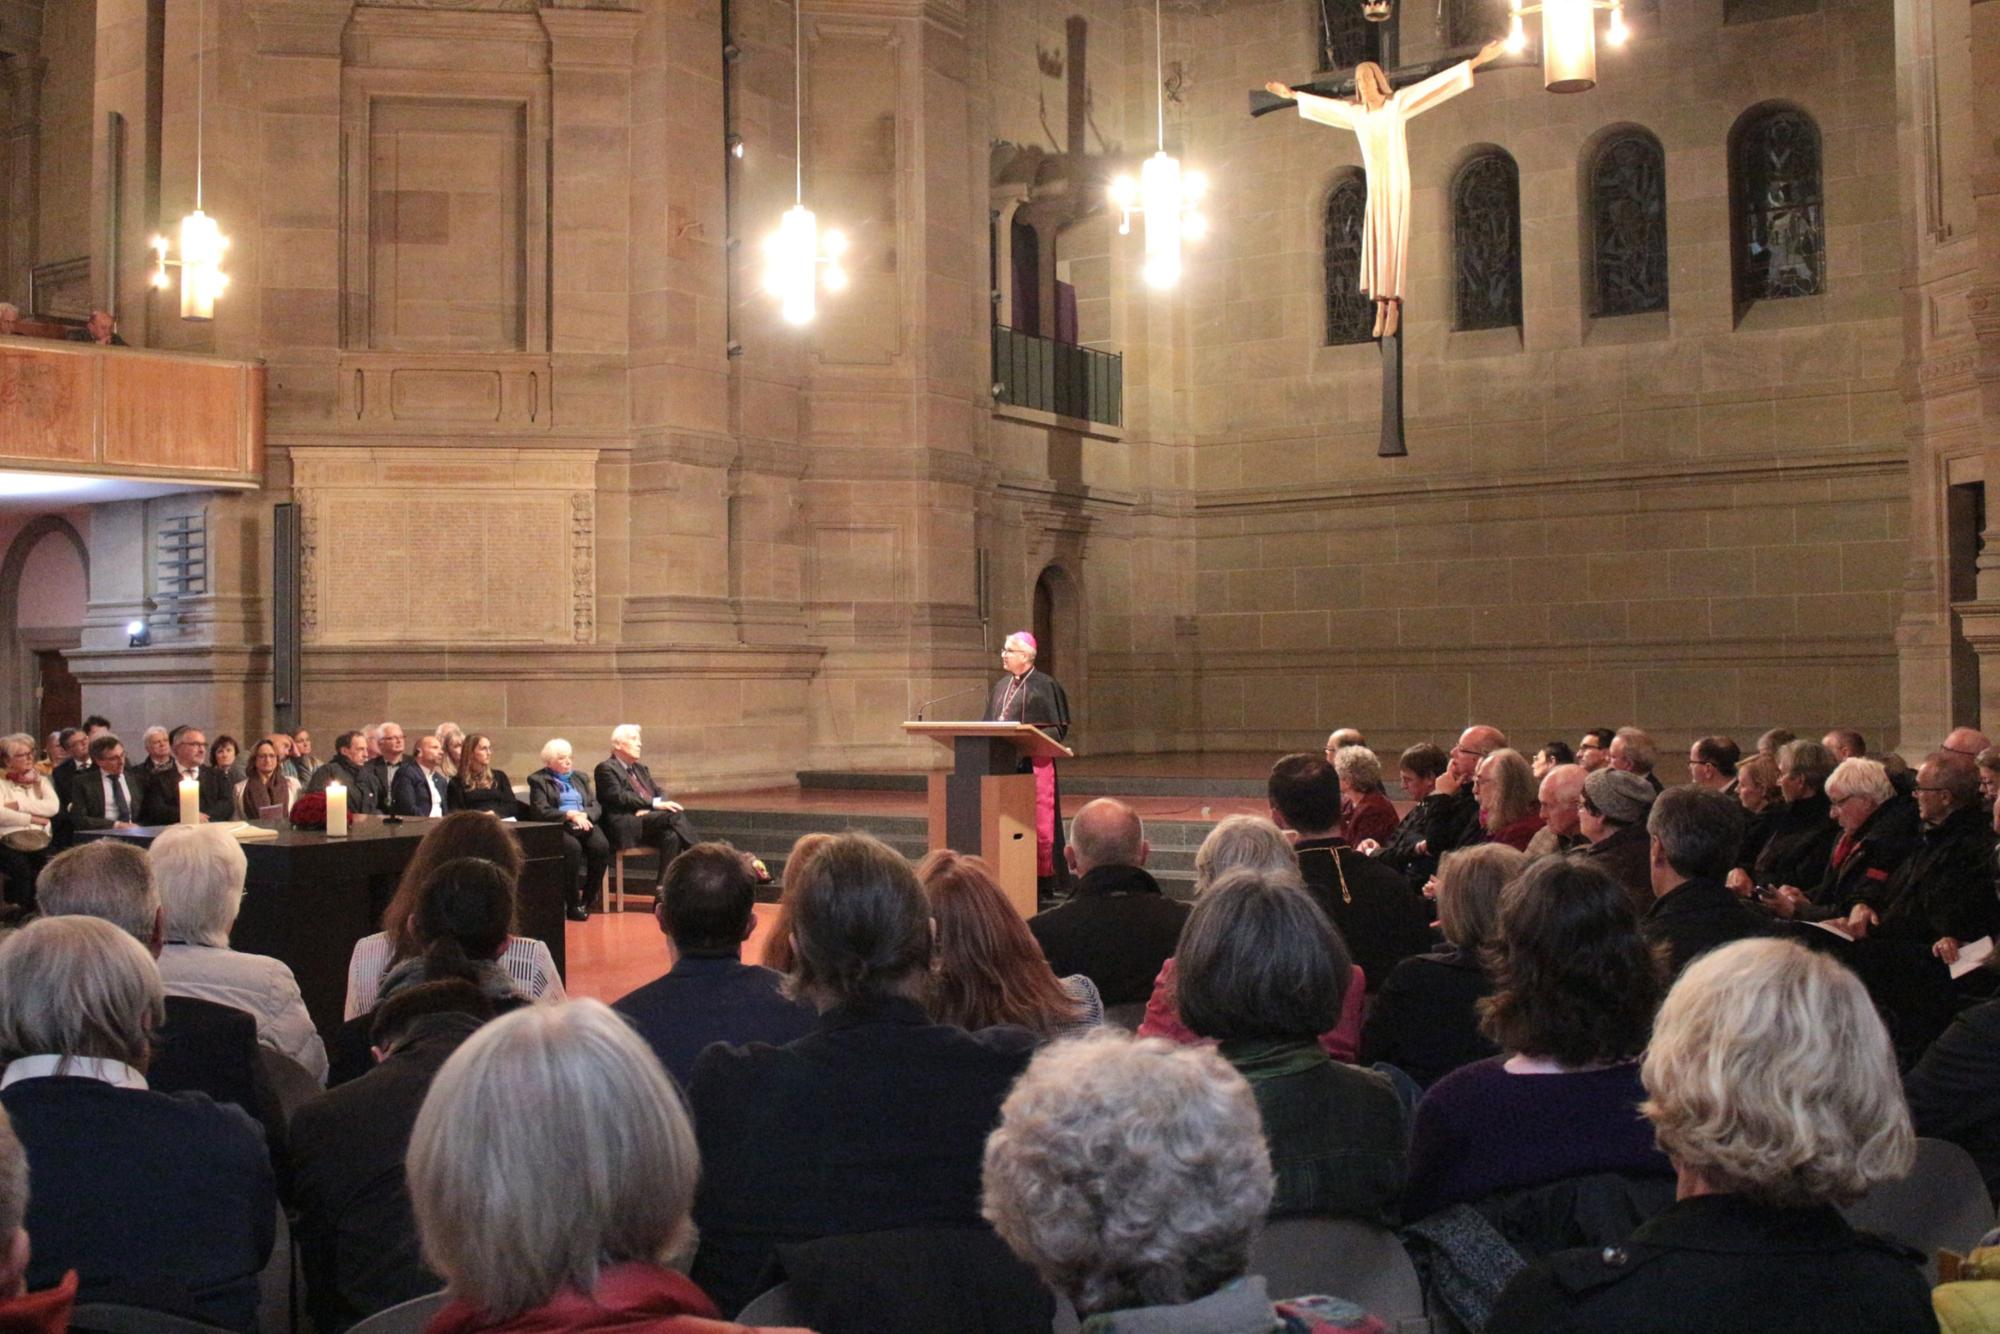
[916,682,989,721]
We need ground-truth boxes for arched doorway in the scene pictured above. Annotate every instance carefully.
[0,516,90,731]
[1031,563,1081,707]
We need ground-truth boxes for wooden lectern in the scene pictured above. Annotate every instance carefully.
[902,721,1074,918]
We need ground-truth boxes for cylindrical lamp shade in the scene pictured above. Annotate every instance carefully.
[1541,0,1598,92]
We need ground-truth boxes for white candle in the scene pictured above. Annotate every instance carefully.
[178,778,200,824]
[326,782,348,837]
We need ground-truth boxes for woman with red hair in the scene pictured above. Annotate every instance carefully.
[918,850,1100,1039]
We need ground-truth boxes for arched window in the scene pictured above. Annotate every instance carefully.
[1730,105,1825,303]
[1452,149,1522,332]
[1316,0,1395,72]
[1323,175,1373,345]
[1588,129,1668,317]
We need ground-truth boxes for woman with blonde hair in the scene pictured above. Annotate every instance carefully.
[1491,937,1932,1329]
[1361,841,1523,1087]
[0,734,58,914]
[918,849,1097,1038]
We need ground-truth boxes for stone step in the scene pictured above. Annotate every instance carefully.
[797,769,1269,799]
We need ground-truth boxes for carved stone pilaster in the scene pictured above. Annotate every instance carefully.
[570,490,596,643]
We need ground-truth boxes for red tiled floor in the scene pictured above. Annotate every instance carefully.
[564,902,784,1003]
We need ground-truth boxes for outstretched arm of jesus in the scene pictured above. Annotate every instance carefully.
[1275,82,1362,131]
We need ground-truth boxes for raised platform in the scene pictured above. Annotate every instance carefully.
[671,752,1279,904]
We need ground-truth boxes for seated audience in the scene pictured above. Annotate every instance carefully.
[1029,798,1188,1006]
[36,841,282,1144]
[1139,816,1366,1061]
[1756,727,1796,759]
[305,730,386,813]
[1642,785,1764,978]
[138,725,175,778]
[0,301,18,337]
[1475,748,1544,851]
[610,843,815,1089]
[526,738,609,922]
[594,724,698,897]
[1177,869,1405,1222]
[1326,727,1367,752]
[920,849,1099,1039]
[236,736,298,818]
[0,916,274,1329]
[0,734,58,913]
[1491,939,1934,1332]
[446,733,519,819]
[1362,843,1520,1088]
[1530,740,1574,779]
[1524,762,1586,857]
[1608,726,1663,793]
[1403,859,1669,1221]
[1848,749,1996,949]
[289,980,498,1332]
[344,811,564,1019]
[138,725,235,824]
[1726,753,1783,885]
[688,831,1036,1316]
[1364,741,1449,877]
[1945,726,1991,758]
[47,727,88,814]
[756,831,835,974]
[284,728,315,784]
[1687,735,1741,795]
[1574,728,1615,772]
[1574,768,1657,917]
[65,309,126,345]
[0,1103,78,1333]
[1270,753,1434,991]
[149,822,327,1082]
[1824,728,1867,762]
[209,735,245,783]
[329,857,533,1085]
[1763,756,1919,923]
[435,723,464,779]
[393,733,450,818]
[363,723,408,813]
[1416,726,1506,871]
[1738,737,1840,894]
[410,1001,803,1334]
[1334,746,1400,849]
[982,1031,1387,1332]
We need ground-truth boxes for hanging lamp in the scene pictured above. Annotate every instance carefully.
[761,1,847,326]
[151,0,229,319]
[1504,0,1628,93]
[1108,0,1207,290]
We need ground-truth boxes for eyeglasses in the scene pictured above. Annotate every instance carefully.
[1450,745,1486,760]
[1913,784,1953,794]
[1579,799,1601,816]
[1830,793,1867,807]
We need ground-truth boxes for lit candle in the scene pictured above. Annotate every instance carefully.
[178,778,200,824]
[326,782,348,837]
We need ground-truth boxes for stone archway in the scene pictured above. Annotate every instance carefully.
[1032,562,1083,715]
[0,515,91,728]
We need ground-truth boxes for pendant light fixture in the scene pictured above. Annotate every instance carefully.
[1108,0,1207,290]
[151,0,229,320]
[761,0,847,326]
[1504,0,1628,93]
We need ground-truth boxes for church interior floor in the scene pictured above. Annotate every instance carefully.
[563,902,784,1003]
[688,785,1268,822]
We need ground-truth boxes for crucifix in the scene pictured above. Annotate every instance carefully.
[1251,36,1505,457]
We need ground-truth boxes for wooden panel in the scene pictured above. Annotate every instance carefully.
[0,343,95,463]
[981,773,1039,919]
[101,352,250,472]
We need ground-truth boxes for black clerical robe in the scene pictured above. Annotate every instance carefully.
[984,668,1071,879]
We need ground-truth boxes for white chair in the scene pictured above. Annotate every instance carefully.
[345,1290,449,1334]
[1844,1136,1996,1284]
[1250,1215,1428,1329]
[735,1282,805,1324]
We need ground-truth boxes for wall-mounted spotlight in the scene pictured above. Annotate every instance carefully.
[127,620,151,648]
[727,133,745,159]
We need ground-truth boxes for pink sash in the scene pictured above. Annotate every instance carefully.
[1033,758,1057,877]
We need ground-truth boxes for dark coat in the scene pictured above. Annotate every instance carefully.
[288,1012,481,1332]
[982,667,1069,741]
[1487,1193,1935,1333]
[48,757,86,809]
[3,1076,276,1331]
[154,994,288,1156]
[1753,792,1840,890]
[305,755,386,814]
[1808,795,1922,916]
[1376,794,1441,879]
[1343,791,1400,849]
[1576,823,1655,919]
[1642,876,1770,978]
[1906,995,2000,1203]
[1867,803,1999,944]
[526,767,601,823]
[137,763,235,824]
[686,995,1036,1316]
[1027,863,1190,1006]
[1732,804,1783,877]
[66,767,142,830]
[1359,946,1498,1088]
[363,759,412,814]
[390,763,448,818]
[445,769,518,818]
[1294,837,1436,992]
[1422,789,1484,862]
[594,756,671,820]
[1222,1038,1407,1225]
[611,952,818,1091]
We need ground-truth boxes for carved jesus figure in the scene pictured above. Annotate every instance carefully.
[1268,41,1504,337]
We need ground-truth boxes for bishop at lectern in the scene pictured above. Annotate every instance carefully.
[983,631,1071,891]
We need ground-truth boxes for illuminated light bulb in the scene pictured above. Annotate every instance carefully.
[1109,174,1139,213]
[1183,170,1208,202]
[823,228,847,258]
[1539,0,1598,91]
[1506,13,1528,51]
[824,264,848,292]
[1139,150,1184,290]
[1606,4,1629,44]
[1181,211,1208,242]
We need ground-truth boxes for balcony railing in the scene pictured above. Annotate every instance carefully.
[991,324,1122,428]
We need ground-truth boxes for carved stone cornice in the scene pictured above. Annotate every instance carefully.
[248,0,355,56]
[538,3,640,66]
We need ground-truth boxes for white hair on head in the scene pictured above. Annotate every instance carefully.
[540,738,573,767]
[149,823,248,948]
[611,723,642,747]
[0,916,164,1070]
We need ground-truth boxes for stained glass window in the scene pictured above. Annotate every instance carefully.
[1452,150,1522,332]
[1589,129,1668,317]
[1732,106,1825,303]
[1324,175,1373,345]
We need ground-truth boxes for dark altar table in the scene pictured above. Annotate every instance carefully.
[79,817,568,1038]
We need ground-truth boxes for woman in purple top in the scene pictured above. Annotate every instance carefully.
[1404,858,1670,1221]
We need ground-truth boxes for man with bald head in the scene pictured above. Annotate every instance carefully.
[1407,724,1506,881]
[1028,798,1187,1006]
[1945,727,1991,758]
[1524,763,1587,857]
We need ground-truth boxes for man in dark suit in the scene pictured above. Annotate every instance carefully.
[305,731,386,814]
[612,843,815,1088]
[362,722,411,814]
[289,981,495,1332]
[47,728,89,808]
[68,733,143,832]
[1268,752,1433,993]
[1028,798,1189,1007]
[391,734,449,818]
[1642,784,1765,979]
[34,840,286,1155]
[64,308,128,346]
[594,724,697,894]
[137,726,235,824]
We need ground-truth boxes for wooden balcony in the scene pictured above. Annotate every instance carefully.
[0,337,265,489]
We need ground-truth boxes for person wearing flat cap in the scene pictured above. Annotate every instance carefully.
[1574,768,1658,919]
[983,631,1071,899]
